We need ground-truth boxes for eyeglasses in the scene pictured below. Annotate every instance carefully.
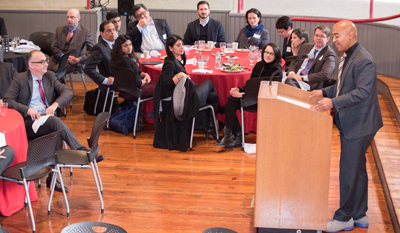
[135,10,147,19]
[264,51,275,56]
[314,34,327,39]
[31,59,49,65]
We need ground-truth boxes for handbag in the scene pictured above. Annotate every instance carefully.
[109,100,141,136]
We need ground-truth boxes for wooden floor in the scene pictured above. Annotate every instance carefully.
[0,80,395,233]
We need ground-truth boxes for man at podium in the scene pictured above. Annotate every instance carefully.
[311,21,383,232]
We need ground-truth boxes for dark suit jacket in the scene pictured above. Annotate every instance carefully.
[50,24,95,65]
[84,39,112,90]
[4,70,73,117]
[0,17,7,36]
[183,18,226,47]
[323,44,383,139]
[127,19,172,53]
[282,33,293,60]
[287,43,336,91]
[0,62,16,99]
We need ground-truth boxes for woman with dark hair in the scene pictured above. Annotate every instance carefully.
[235,8,269,49]
[153,34,219,152]
[110,35,155,100]
[291,28,309,56]
[215,43,283,148]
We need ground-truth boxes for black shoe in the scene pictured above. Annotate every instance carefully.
[46,177,68,193]
[214,127,234,147]
[225,131,242,148]
[205,126,218,140]
[77,146,89,151]
[96,155,105,163]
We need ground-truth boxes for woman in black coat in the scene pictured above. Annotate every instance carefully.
[110,35,155,100]
[215,43,283,148]
[153,34,219,151]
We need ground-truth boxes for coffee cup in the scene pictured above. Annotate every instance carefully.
[198,62,205,69]
[143,51,150,59]
[207,41,214,49]
[232,42,239,50]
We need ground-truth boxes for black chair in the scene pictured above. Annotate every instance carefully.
[203,227,238,233]
[55,112,110,214]
[190,105,219,151]
[0,131,68,233]
[109,65,153,138]
[61,222,127,233]
[28,32,54,57]
[239,77,272,149]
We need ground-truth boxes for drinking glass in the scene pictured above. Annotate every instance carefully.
[228,59,234,67]
[0,103,8,116]
[249,52,255,66]
[249,45,258,54]
[195,41,200,50]
[14,37,20,45]
[220,42,226,53]
[255,50,262,62]
[226,43,232,53]
[203,55,209,67]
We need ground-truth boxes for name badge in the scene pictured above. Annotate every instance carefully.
[286,47,291,52]
[253,34,260,39]
[163,34,167,40]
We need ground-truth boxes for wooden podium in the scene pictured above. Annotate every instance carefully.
[254,82,332,231]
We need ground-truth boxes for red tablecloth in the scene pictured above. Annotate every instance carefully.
[139,48,259,133]
[0,109,37,216]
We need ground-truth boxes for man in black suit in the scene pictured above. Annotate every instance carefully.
[84,20,116,90]
[286,25,336,91]
[4,50,89,192]
[183,1,226,47]
[311,21,383,232]
[0,17,7,36]
[48,8,95,73]
[275,16,293,60]
[0,61,16,99]
[126,3,172,53]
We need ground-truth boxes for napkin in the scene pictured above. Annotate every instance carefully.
[0,132,6,147]
[192,69,213,74]
[186,58,196,65]
[150,50,161,57]
[15,39,41,51]
[32,115,51,133]
[224,50,235,53]
[154,63,163,68]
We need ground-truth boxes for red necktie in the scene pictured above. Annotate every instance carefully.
[66,30,74,43]
[37,80,48,108]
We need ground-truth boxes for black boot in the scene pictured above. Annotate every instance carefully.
[214,127,234,147]
[205,107,219,140]
[225,131,242,148]
[46,173,68,193]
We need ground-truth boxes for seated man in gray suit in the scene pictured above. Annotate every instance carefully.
[84,20,116,90]
[127,3,172,53]
[0,146,14,175]
[48,8,95,73]
[183,1,226,47]
[286,25,336,91]
[4,50,90,192]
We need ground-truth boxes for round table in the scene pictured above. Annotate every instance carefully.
[139,48,259,133]
[0,109,37,216]
[3,52,28,73]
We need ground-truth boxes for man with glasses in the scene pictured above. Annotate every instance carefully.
[126,3,172,53]
[4,50,89,192]
[183,1,226,47]
[286,25,336,91]
[48,8,95,73]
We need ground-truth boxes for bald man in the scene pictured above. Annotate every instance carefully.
[311,21,383,232]
[48,8,95,74]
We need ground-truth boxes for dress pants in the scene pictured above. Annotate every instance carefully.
[0,146,14,174]
[24,115,83,150]
[195,79,219,106]
[333,127,376,221]
[224,96,256,134]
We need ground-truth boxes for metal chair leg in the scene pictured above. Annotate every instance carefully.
[190,117,196,151]
[240,105,245,150]
[81,73,87,92]
[22,179,36,233]
[94,89,101,115]
[90,162,104,213]
[133,98,142,139]
[102,87,110,113]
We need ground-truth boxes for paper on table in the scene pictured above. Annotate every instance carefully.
[32,115,52,133]
[186,58,196,65]
[154,63,163,68]
[277,96,311,109]
[244,143,256,154]
[192,69,213,74]
[0,132,6,147]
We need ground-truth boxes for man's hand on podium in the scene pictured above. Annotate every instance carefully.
[315,98,333,112]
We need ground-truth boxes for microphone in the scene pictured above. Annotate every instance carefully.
[269,64,283,86]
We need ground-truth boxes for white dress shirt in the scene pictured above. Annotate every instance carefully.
[137,18,164,52]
